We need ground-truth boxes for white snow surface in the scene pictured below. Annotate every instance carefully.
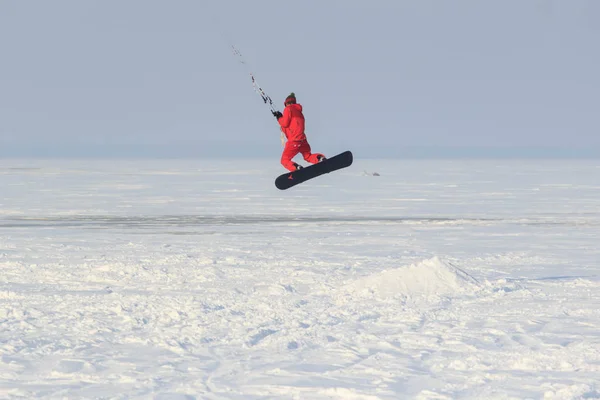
[1,158,599,399]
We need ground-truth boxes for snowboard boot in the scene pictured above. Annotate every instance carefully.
[317,155,327,162]
[293,163,303,170]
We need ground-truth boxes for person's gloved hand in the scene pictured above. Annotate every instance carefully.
[272,111,283,119]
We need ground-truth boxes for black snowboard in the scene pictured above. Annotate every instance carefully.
[275,151,353,190]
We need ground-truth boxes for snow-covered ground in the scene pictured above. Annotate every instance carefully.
[1,158,599,399]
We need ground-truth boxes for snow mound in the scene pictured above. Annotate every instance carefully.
[340,257,481,299]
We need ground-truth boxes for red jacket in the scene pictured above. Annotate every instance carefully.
[278,103,306,142]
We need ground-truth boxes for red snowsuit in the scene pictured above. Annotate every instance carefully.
[278,103,324,171]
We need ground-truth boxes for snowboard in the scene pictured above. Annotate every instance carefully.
[275,150,353,190]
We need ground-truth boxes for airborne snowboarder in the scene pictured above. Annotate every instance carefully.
[272,92,326,171]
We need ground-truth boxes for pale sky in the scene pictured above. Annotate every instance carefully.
[1,0,599,158]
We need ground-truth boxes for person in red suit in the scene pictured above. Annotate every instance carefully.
[273,92,326,171]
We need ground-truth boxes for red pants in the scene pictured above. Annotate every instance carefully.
[281,140,324,171]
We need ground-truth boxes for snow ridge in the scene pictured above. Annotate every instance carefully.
[340,256,481,300]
